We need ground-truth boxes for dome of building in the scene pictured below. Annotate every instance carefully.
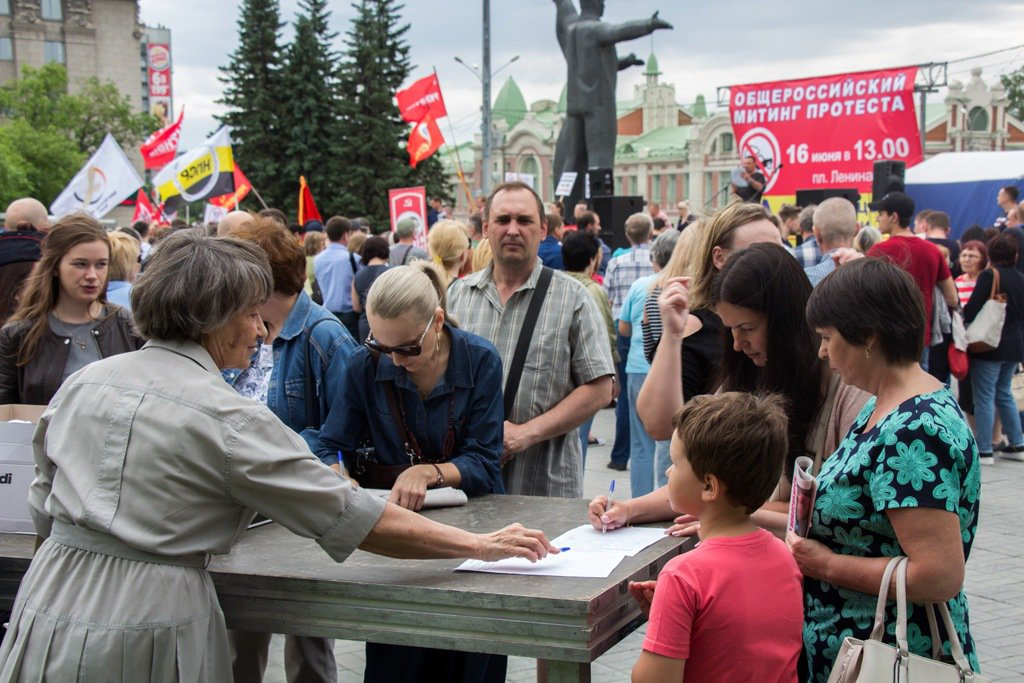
[494,76,528,128]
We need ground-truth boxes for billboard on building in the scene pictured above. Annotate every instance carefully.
[146,43,173,127]
[728,66,922,210]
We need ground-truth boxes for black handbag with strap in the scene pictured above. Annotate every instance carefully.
[503,267,553,419]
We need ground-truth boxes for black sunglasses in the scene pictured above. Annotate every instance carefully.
[364,316,433,357]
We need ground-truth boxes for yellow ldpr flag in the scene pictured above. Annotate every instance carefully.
[153,127,235,210]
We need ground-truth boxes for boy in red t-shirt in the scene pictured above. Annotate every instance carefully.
[631,392,804,682]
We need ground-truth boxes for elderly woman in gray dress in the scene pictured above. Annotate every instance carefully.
[0,230,555,683]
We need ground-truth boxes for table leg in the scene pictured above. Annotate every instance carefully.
[537,659,592,683]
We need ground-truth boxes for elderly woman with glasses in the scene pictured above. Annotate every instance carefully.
[0,232,553,683]
[316,262,506,682]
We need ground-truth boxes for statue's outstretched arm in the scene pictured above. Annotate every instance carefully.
[553,0,579,53]
[618,53,644,71]
[596,11,673,47]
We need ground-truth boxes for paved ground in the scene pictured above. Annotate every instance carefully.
[266,404,1024,682]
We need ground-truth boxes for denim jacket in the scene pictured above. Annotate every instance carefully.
[267,291,357,449]
[315,324,504,496]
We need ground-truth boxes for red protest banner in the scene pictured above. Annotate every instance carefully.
[388,186,428,250]
[140,108,184,170]
[131,189,159,224]
[729,66,921,196]
[208,165,252,210]
[396,73,447,124]
[407,114,444,168]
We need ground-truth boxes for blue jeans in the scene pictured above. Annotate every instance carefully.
[579,416,594,469]
[654,438,672,488]
[970,358,1024,453]
[609,333,632,466]
[627,373,656,497]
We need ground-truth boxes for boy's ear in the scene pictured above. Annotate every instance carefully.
[701,473,723,502]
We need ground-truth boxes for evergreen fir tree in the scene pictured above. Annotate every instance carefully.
[280,0,345,217]
[216,0,287,210]
[336,0,453,227]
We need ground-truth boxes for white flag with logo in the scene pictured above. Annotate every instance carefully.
[49,134,144,219]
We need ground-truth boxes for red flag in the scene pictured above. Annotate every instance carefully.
[298,176,322,224]
[407,115,444,168]
[209,165,253,209]
[131,189,158,223]
[139,108,184,169]
[396,74,447,123]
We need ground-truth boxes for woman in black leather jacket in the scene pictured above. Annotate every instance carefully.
[0,214,143,405]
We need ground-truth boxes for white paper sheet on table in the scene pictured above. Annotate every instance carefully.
[551,524,667,557]
[456,550,628,578]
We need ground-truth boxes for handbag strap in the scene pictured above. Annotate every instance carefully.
[503,267,553,418]
[868,556,905,641]
[303,317,338,429]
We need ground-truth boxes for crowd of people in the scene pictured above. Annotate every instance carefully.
[0,177,1018,681]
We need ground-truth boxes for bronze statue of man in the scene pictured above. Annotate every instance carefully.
[553,0,672,216]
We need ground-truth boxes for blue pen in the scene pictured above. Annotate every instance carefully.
[602,479,616,534]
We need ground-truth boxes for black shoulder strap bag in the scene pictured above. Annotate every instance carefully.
[503,267,553,419]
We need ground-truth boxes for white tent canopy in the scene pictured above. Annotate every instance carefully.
[906,151,1024,184]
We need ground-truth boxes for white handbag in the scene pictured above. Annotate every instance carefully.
[965,267,1006,353]
[828,556,989,683]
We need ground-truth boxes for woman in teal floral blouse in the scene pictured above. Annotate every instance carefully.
[794,258,980,682]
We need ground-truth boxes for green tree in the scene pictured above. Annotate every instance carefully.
[216,0,288,210]
[279,0,344,216]
[1001,66,1024,122]
[335,0,452,226]
[0,64,151,206]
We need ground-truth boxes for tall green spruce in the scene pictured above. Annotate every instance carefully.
[280,0,345,215]
[216,0,287,209]
[335,0,451,226]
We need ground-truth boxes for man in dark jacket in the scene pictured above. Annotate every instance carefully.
[0,198,50,325]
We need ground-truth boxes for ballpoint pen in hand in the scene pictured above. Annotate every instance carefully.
[602,479,615,534]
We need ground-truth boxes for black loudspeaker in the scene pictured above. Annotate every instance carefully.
[590,195,644,250]
[871,160,906,198]
[795,188,861,210]
[588,166,614,197]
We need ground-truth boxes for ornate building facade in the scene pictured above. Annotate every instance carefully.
[444,58,1024,219]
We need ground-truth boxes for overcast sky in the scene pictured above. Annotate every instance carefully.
[139,1,1024,150]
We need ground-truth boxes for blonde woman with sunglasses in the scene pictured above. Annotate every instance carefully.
[314,261,507,682]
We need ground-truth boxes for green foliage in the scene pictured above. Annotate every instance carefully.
[279,0,344,215]
[217,0,455,223]
[334,0,453,225]
[0,64,146,206]
[215,0,289,209]
[1001,66,1024,122]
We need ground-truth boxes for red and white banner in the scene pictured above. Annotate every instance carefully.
[729,66,921,196]
[132,189,159,224]
[140,108,183,170]
[396,73,447,124]
[146,43,173,127]
[388,186,428,250]
[407,113,444,168]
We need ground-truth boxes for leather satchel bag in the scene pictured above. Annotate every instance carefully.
[965,267,1006,353]
[828,556,988,683]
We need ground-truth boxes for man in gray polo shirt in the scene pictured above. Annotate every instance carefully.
[448,181,614,498]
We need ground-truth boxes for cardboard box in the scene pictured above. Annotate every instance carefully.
[0,404,45,534]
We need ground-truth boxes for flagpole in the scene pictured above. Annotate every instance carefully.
[433,67,476,212]
[248,185,270,210]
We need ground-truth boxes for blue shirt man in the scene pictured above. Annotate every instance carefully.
[538,234,564,270]
[313,216,361,338]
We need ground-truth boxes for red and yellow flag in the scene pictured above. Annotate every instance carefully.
[298,176,322,225]
[407,114,444,168]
